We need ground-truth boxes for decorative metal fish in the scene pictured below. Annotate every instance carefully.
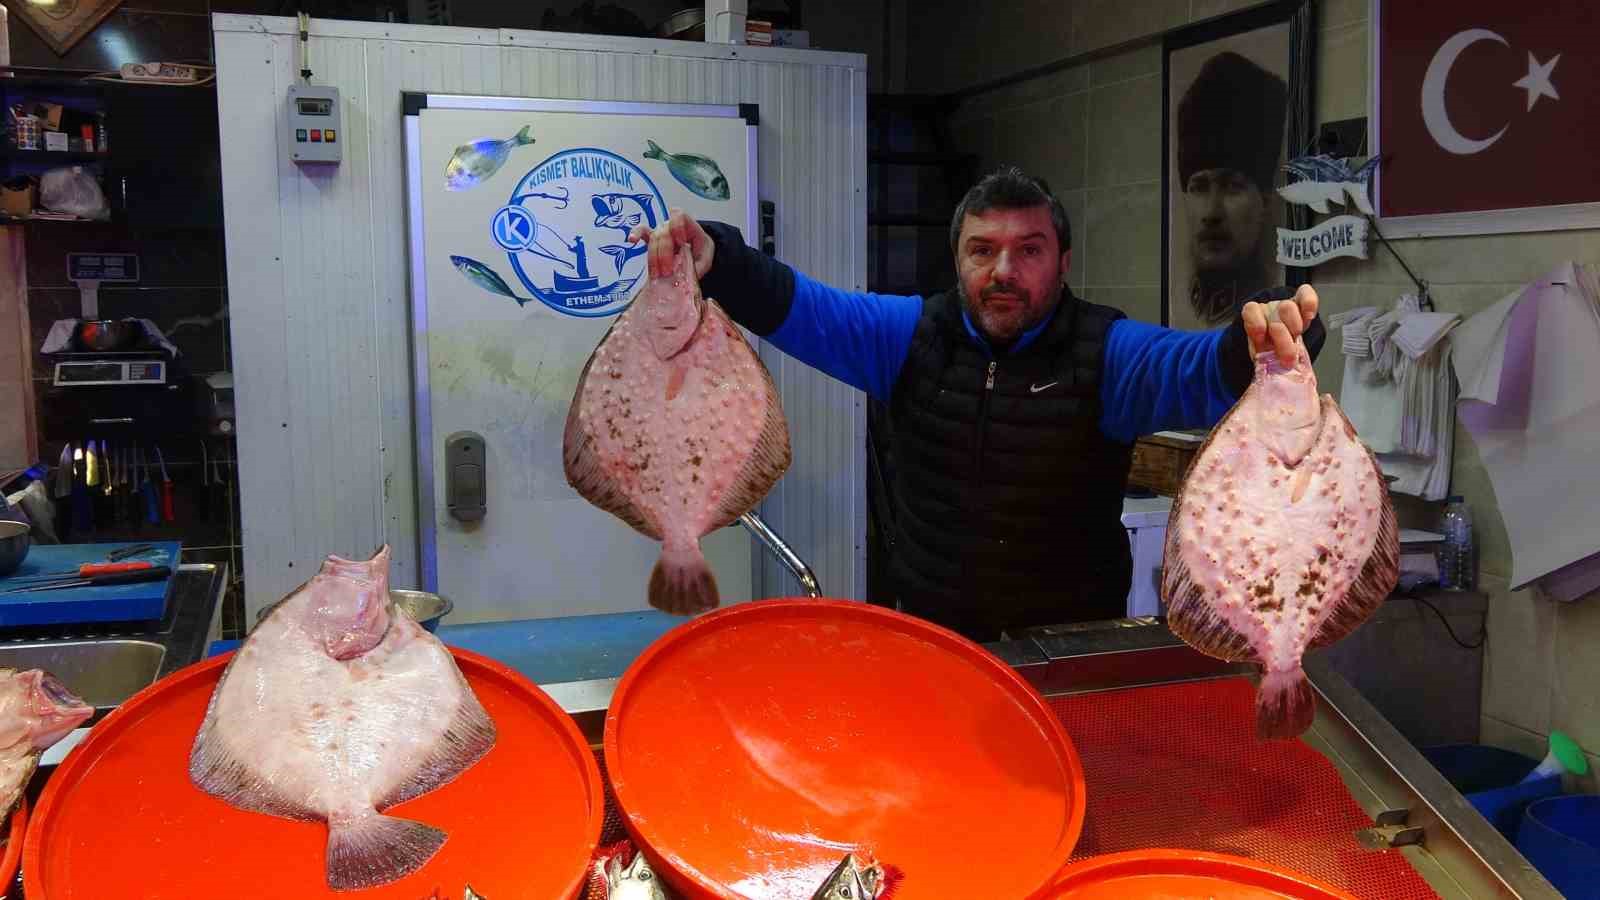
[445,125,536,191]
[643,140,730,201]
[1277,154,1382,215]
[451,255,528,306]
[811,852,900,900]
[1161,338,1398,739]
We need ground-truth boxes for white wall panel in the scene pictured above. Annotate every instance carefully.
[214,15,869,618]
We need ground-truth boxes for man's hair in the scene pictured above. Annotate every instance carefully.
[949,165,1072,255]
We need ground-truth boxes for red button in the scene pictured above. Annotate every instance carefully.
[310,129,322,142]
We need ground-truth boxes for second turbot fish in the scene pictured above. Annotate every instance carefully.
[189,545,497,890]
[446,125,535,191]
[1161,338,1398,739]
[563,243,790,614]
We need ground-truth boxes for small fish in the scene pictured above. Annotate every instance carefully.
[451,255,527,306]
[445,125,536,191]
[1278,154,1382,215]
[811,853,899,900]
[642,140,730,201]
[1161,338,1398,739]
[597,847,669,900]
[463,886,487,900]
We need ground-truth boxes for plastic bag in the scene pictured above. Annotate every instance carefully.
[39,166,109,221]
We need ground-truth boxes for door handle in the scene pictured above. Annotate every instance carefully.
[445,431,486,522]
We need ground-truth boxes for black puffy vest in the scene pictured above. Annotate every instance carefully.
[881,289,1133,633]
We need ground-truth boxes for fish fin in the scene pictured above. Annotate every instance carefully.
[649,543,719,615]
[877,863,905,899]
[514,124,534,145]
[707,302,793,529]
[326,812,447,891]
[1309,401,1399,650]
[1256,666,1316,740]
[379,684,497,808]
[644,139,664,159]
[189,723,320,820]
[562,339,663,540]
[1159,410,1260,664]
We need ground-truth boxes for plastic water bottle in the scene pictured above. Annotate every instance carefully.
[1437,496,1475,591]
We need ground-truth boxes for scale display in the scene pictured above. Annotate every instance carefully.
[54,360,166,387]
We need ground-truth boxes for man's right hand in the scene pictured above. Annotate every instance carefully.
[629,207,715,281]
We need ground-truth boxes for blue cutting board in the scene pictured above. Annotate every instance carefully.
[0,542,181,627]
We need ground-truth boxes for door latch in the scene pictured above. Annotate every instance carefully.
[445,431,486,522]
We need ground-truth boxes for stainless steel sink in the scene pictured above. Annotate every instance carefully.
[0,639,167,710]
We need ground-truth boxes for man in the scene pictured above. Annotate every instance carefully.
[629,166,1324,641]
[1176,50,1288,326]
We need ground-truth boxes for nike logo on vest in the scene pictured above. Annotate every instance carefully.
[1030,381,1059,394]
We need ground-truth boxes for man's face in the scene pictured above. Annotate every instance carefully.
[1183,168,1266,274]
[955,205,1070,346]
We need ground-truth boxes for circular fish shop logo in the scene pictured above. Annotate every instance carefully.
[491,147,668,318]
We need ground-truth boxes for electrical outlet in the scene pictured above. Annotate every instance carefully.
[1318,117,1369,157]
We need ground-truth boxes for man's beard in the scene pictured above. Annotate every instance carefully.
[958,280,1058,345]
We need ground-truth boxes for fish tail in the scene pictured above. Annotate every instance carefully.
[326,812,447,890]
[648,542,719,615]
[878,863,905,898]
[514,124,535,145]
[644,139,665,159]
[1255,666,1316,740]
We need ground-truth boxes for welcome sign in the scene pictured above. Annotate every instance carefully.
[1276,215,1369,267]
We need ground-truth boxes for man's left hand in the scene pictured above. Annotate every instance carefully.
[1242,284,1319,366]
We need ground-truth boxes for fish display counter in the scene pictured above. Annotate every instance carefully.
[4,594,1563,899]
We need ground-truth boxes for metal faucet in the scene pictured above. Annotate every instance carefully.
[737,511,821,598]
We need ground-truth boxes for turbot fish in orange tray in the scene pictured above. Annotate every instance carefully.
[188,545,496,890]
[1162,338,1398,739]
[564,241,791,615]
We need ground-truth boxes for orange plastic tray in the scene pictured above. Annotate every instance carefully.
[1046,850,1362,899]
[1,797,25,896]
[603,598,1086,899]
[24,647,604,900]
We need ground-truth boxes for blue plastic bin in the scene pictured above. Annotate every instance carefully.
[1517,794,1600,899]
[1420,744,1562,843]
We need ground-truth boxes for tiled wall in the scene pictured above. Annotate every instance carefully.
[927,0,1600,779]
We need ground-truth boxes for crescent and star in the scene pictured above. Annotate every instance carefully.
[1421,28,1562,156]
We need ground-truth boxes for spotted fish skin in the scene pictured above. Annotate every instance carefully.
[563,244,790,614]
[1161,339,1398,739]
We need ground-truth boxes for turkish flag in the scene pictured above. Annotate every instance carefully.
[1376,0,1599,218]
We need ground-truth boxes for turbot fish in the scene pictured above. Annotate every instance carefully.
[451,255,528,306]
[0,668,92,825]
[1162,338,1398,739]
[642,140,730,201]
[445,125,535,191]
[563,243,790,614]
[189,545,497,890]
[811,852,900,900]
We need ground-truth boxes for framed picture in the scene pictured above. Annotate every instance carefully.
[4,0,123,57]
[1162,0,1316,330]
[1370,0,1600,238]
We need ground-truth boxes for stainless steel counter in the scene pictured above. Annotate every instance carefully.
[539,617,1560,900]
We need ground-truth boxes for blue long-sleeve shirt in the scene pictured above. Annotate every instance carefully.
[763,270,1235,443]
[694,220,1322,445]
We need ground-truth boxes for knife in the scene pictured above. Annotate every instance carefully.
[0,565,173,595]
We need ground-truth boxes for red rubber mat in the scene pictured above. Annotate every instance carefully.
[1051,677,1440,899]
